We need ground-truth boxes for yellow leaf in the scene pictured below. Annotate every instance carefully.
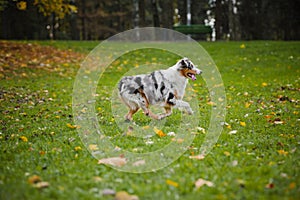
[74,146,82,151]
[207,101,215,106]
[17,1,27,10]
[66,123,75,128]
[277,149,288,156]
[166,179,179,187]
[240,121,246,127]
[262,82,268,87]
[154,127,166,137]
[66,123,79,129]
[245,102,251,108]
[289,182,296,190]
[240,44,246,49]
[28,175,41,185]
[89,144,99,151]
[20,136,28,142]
[224,151,231,156]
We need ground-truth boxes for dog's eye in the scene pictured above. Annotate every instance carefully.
[187,62,193,69]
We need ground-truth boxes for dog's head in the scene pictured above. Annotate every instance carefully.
[176,58,202,81]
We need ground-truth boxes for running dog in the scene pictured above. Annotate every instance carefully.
[118,58,202,121]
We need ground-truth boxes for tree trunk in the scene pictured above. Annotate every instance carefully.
[152,0,160,27]
[160,0,173,29]
[215,0,222,40]
[139,0,146,27]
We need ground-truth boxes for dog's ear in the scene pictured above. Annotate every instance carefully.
[178,58,193,70]
[180,59,186,66]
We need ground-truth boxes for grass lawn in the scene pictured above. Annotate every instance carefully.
[0,40,299,199]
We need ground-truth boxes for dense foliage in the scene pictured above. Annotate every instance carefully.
[0,1,299,40]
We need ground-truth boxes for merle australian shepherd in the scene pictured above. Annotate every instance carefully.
[118,58,202,121]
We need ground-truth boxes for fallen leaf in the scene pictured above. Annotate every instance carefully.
[197,127,206,133]
[114,191,139,200]
[240,121,246,127]
[154,127,166,137]
[228,130,237,135]
[264,115,272,119]
[33,181,50,189]
[189,154,205,160]
[240,44,246,49]
[142,125,150,130]
[145,140,154,145]
[89,144,99,151]
[224,151,231,156]
[114,191,131,200]
[273,120,284,125]
[277,149,288,156]
[262,82,268,87]
[245,102,251,108]
[207,101,215,106]
[98,157,127,167]
[171,138,184,144]
[93,176,102,182]
[102,188,115,196]
[20,136,28,142]
[28,175,41,184]
[232,160,238,166]
[289,182,296,190]
[66,123,79,129]
[265,183,274,189]
[166,179,179,187]
[28,175,49,189]
[74,146,82,151]
[132,160,145,166]
[195,178,214,189]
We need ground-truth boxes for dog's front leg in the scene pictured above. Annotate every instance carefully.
[172,100,193,115]
[156,106,172,120]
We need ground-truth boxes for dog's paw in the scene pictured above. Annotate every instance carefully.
[187,108,194,115]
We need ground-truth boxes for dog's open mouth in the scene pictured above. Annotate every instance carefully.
[187,72,197,81]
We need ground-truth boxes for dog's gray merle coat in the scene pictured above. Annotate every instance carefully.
[118,58,202,121]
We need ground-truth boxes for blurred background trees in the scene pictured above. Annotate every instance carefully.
[0,0,299,40]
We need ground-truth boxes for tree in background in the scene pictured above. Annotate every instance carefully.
[0,0,299,40]
[212,0,300,40]
[0,0,77,39]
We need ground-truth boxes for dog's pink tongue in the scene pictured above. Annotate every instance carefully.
[192,74,196,81]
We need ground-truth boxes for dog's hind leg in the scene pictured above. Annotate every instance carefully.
[125,107,139,122]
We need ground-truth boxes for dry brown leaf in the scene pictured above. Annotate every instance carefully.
[132,160,145,166]
[98,157,127,167]
[114,191,139,200]
[28,175,41,184]
[189,154,205,160]
[33,181,50,189]
[195,178,214,189]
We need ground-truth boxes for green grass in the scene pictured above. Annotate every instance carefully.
[0,41,299,199]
